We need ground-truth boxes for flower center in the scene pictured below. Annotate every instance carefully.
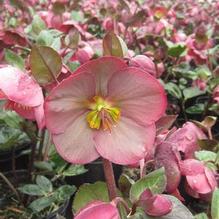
[86,96,120,131]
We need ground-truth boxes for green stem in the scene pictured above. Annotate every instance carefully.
[102,158,117,200]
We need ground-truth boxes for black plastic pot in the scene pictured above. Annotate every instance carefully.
[0,144,30,171]
[65,160,122,187]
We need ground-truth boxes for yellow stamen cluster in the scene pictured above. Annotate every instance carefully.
[86,96,120,131]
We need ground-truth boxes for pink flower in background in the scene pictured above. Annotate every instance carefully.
[155,142,181,193]
[192,79,207,91]
[70,43,94,64]
[155,122,208,194]
[180,159,217,196]
[0,66,45,129]
[45,57,166,165]
[129,55,164,78]
[167,122,206,159]
[139,189,172,216]
[129,55,156,77]
[74,201,120,219]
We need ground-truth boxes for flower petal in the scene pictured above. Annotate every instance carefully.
[52,113,99,164]
[5,100,35,120]
[94,117,156,165]
[71,56,127,96]
[180,159,205,176]
[204,168,217,190]
[75,201,120,219]
[0,66,43,107]
[186,172,213,194]
[108,67,166,126]
[45,72,95,134]
[167,122,207,158]
[155,142,181,193]
[0,90,6,100]
[146,195,172,217]
[34,104,45,129]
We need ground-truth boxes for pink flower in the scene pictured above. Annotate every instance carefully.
[155,122,207,193]
[155,142,181,193]
[74,201,120,219]
[103,18,114,32]
[192,79,207,91]
[180,159,217,195]
[45,57,166,165]
[70,43,94,64]
[167,122,207,159]
[129,55,156,77]
[139,189,172,217]
[0,66,45,129]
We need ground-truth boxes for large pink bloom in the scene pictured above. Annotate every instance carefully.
[0,66,45,129]
[74,201,120,219]
[45,57,166,165]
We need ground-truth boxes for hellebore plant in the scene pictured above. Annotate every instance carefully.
[45,56,166,213]
[0,66,45,129]
[45,56,166,165]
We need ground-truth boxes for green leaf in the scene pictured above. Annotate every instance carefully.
[4,49,25,70]
[73,182,109,213]
[66,61,80,72]
[32,15,46,35]
[205,162,217,171]
[30,46,62,85]
[64,29,81,49]
[36,175,53,193]
[196,66,211,80]
[0,111,23,128]
[186,104,205,114]
[36,30,54,46]
[195,213,208,219]
[71,11,85,22]
[195,150,217,162]
[54,185,76,202]
[166,41,187,57]
[183,87,205,101]
[211,188,219,219]
[18,184,43,196]
[34,161,54,171]
[29,196,55,212]
[103,32,128,57]
[118,174,135,197]
[62,165,87,176]
[164,82,182,99]
[129,168,166,202]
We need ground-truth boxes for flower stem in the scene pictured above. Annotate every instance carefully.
[102,158,117,200]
